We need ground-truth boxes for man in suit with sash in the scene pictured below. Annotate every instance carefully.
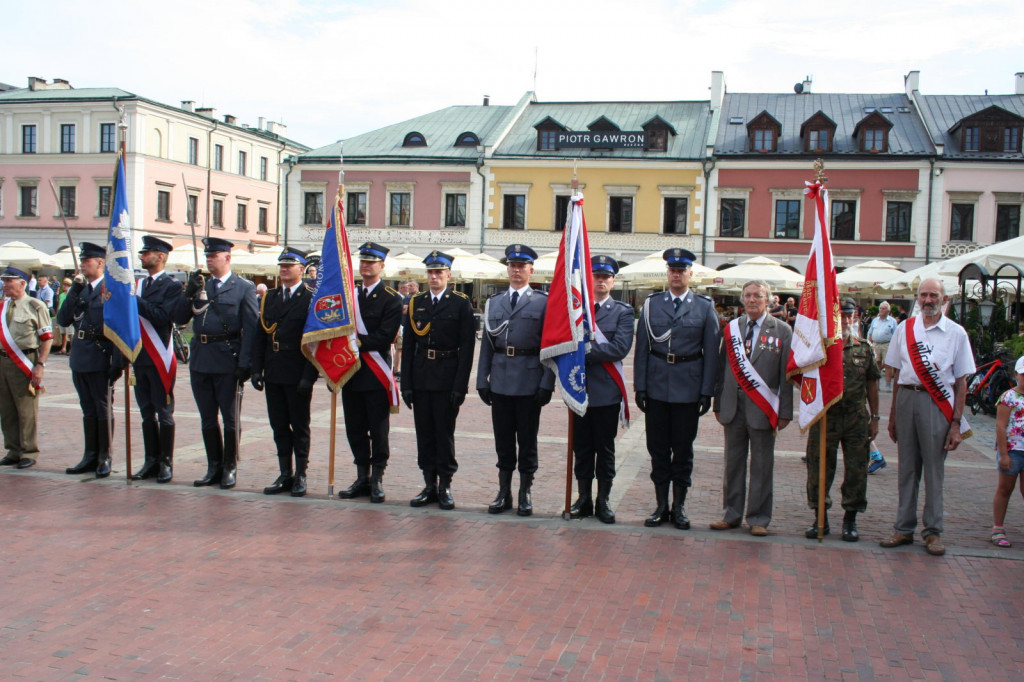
[251,247,319,497]
[712,279,793,536]
[173,237,258,489]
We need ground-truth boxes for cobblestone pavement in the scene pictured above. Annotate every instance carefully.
[1,349,1021,679]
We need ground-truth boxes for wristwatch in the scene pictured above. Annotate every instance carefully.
[870,414,880,420]
[34,362,46,368]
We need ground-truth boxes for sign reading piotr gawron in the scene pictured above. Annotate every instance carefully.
[555,131,647,148]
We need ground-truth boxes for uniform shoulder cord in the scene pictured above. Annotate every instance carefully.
[258,288,278,336]
[408,293,430,336]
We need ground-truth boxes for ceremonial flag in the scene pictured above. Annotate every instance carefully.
[786,180,843,431]
[540,192,596,417]
[103,152,142,361]
[301,191,360,391]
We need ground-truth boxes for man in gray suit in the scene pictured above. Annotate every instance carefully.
[635,248,720,530]
[569,255,634,524]
[478,244,554,516]
[712,280,793,536]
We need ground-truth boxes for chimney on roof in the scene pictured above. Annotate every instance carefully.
[1016,72,1024,95]
[51,78,71,89]
[224,114,236,125]
[710,71,725,108]
[483,95,490,106]
[28,76,47,91]
[802,76,812,94]
[905,70,920,96]
[181,100,195,112]
[266,121,287,136]
[195,107,216,119]
[258,116,266,130]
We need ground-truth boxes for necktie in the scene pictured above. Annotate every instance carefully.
[745,321,756,356]
[143,276,153,294]
[87,283,94,296]
[359,287,367,305]
[212,278,221,290]
[283,287,290,302]
[673,297,681,314]
[510,291,519,309]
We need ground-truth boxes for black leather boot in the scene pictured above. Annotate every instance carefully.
[672,483,690,530]
[569,478,594,519]
[66,418,99,474]
[193,427,223,487]
[157,424,174,483]
[369,465,385,503]
[488,469,514,514]
[841,510,859,542]
[805,510,830,539]
[338,464,371,499]
[644,483,671,527]
[290,456,307,497]
[410,472,438,507]
[131,421,160,480]
[595,480,615,524]
[264,456,293,495]
[517,472,533,516]
[95,418,112,478]
[438,476,455,510]
[220,430,238,489]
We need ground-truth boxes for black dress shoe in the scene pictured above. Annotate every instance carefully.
[263,474,293,495]
[0,455,20,466]
[17,459,36,469]
[220,469,236,489]
[290,476,307,497]
[673,507,690,530]
[410,486,438,507]
[841,511,859,542]
[805,524,830,539]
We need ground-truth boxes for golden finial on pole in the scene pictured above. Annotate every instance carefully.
[813,158,828,184]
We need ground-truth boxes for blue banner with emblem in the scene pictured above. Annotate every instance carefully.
[103,152,142,361]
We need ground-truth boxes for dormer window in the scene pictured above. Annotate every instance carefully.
[642,115,676,152]
[587,116,620,132]
[853,111,893,153]
[402,132,427,147]
[454,132,479,147]
[534,116,567,151]
[800,111,836,152]
[964,127,979,151]
[1006,127,1022,152]
[949,105,1024,153]
[746,111,781,153]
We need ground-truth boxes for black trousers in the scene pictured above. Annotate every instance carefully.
[190,371,240,431]
[412,390,459,478]
[133,364,174,425]
[265,381,311,463]
[73,371,110,419]
[341,386,390,467]
[573,404,620,482]
[490,393,541,474]
[645,398,700,487]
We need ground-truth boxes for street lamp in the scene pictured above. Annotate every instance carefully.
[978,299,996,326]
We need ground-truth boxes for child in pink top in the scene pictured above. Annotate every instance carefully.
[992,356,1024,547]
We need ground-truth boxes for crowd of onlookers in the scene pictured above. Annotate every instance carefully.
[23,273,75,354]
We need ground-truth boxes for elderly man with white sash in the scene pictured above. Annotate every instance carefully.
[881,278,975,556]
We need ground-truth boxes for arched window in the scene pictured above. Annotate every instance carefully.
[403,132,427,147]
[454,132,479,147]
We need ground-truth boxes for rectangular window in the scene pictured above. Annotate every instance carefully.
[646,129,667,151]
[61,124,76,153]
[1006,127,1021,152]
[444,194,466,227]
[885,201,912,242]
[303,192,323,225]
[663,197,687,234]
[260,156,268,181]
[774,199,800,239]
[503,194,525,230]
[964,127,979,151]
[808,129,829,151]
[98,186,112,218]
[212,199,224,228]
[347,192,367,225]
[863,129,884,151]
[186,194,198,224]
[157,190,171,221]
[59,186,76,217]
[753,129,773,151]
[389,192,411,226]
[538,130,557,151]
[22,125,36,153]
[236,204,247,231]
[188,137,199,165]
[258,206,269,234]
[996,204,1020,242]
[20,186,38,217]
[831,200,856,240]
[719,198,745,237]
[554,195,570,231]
[609,196,633,233]
[950,203,974,241]
[214,144,224,171]
[237,151,247,176]
[100,123,116,153]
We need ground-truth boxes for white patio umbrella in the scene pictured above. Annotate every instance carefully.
[873,261,959,297]
[531,251,560,282]
[618,251,716,285]
[836,260,905,294]
[936,235,1024,277]
[0,241,60,270]
[708,256,804,291]
[49,247,78,271]
[383,251,426,280]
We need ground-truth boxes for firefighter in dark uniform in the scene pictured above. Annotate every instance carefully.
[173,237,258,489]
[805,297,881,542]
[477,244,553,516]
[338,242,403,503]
[569,255,635,523]
[60,242,119,478]
[401,251,475,510]
[251,247,318,497]
[129,236,182,483]
[634,248,720,529]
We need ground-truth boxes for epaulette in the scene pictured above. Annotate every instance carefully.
[531,289,548,296]
[384,286,400,296]
[696,293,713,302]
[644,292,660,300]
[614,299,632,310]
[452,290,469,299]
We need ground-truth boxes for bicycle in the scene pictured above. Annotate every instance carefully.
[966,356,1013,416]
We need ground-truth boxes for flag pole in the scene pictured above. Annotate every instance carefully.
[328,389,337,498]
[814,159,829,542]
[562,163,580,520]
[116,106,135,481]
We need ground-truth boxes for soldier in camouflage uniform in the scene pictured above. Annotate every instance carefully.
[805,298,881,542]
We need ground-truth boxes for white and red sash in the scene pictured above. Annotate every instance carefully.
[136,278,176,394]
[0,298,36,381]
[725,318,780,429]
[354,291,399,412]
[905,316,971,437]
[592,317,630,426]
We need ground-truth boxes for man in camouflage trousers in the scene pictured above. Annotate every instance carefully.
[804,297,880,542]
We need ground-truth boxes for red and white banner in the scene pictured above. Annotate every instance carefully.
[786,181,843,432]
[0,299,36,381]
[591,322,630,426]
[724,318,780,429]
[136,277,176,394]
[354,296,400,413]
[906,316,971,437]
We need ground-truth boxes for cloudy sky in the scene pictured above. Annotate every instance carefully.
[5,0,1022,149]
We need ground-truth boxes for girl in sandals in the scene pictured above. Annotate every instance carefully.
[993,356,1024,548]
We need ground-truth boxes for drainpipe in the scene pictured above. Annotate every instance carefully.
[925,158,935,265]
[276,139,286,246]
[700,157,716,265]
[282,154,295,247]
[205,120,219,237]
[476,152,487,252]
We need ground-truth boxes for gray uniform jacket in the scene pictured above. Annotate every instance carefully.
[172,273,258,374]
[634,290,720,403]
[477,288,554,396]
[713,314,794,430]
[586,298,635,408]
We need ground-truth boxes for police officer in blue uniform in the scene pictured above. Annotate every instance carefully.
[634,248,720,529]
[129,236,182,483]
[251,247,319,497]
[569,255,635,524]
[60,242,119,478]
[401,251,475,510]
[477,244,554,516]
[338,242,403,503]
[173,237,258,489]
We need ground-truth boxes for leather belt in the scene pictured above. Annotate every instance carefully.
[417,348,459,360]
[901,384,929,392]
[651,349,702,365]
[494,346,539,357]
[198,332,240,344]
[271,340,299,352]
[76,329,104,340]
[0,348,35,358]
